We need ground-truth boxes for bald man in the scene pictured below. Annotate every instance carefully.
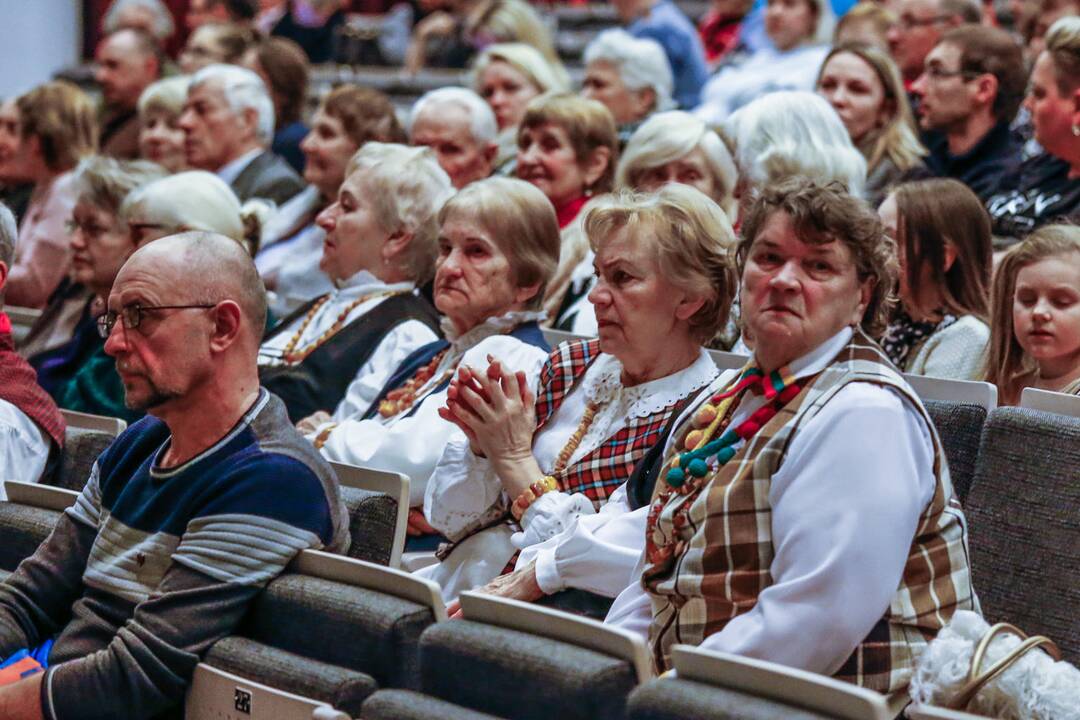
[0,232,348,720]
[94,28,162,159]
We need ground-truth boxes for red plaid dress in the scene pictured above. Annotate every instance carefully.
[533,339,688,508]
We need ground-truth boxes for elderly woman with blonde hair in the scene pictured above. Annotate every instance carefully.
[582,29,675,144]
[471,43,570,172]
[305,177,557,545]
[137,76,191,173]
[263,143,453,423]
[556,109,737,335]
[422,183,734,606]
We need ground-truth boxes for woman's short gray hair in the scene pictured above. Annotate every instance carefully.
[722,91,866,197]
[584,184,738,343]
[189,64,275,144]
[583,29,675,114]
[103,0,175,40]
[408,87,498,145]
[73,155,168,225]
[120,170,246,243]
[616,110,738,219]
[137,76,191,120]
[345,142,456,285]
[437,177,560,311]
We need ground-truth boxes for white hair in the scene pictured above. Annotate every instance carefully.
[408,87,498,145]
[190,64,275,144]
[344,143,456,283]
[722,91,866,197]
[583,29,675,113]
[120,170,245,243]
[0,202,16,268]
[103,0,176,40]
[137,75,191,119]
[616,111,738,219]
[808,0,837,45]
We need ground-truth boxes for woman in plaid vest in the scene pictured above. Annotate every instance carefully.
[606,179,976,695]
[419,185,735,604]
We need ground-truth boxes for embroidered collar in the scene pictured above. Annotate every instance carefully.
[584,348,718,420]
[332,269,413,297]
[441,310,548,353]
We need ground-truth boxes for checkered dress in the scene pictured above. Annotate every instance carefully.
[642,331,976,693]
[534,340,688,509]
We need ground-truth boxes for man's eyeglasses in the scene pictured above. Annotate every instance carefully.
[97,304,216,339]
[895,13,952,30]
[922,66,984,82]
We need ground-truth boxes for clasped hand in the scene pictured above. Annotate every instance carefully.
[438,356,537,469]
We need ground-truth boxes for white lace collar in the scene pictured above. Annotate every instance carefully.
[583,347,718,419]
[441,310,548,353]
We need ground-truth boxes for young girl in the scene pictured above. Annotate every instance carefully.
[987,224,1080,405]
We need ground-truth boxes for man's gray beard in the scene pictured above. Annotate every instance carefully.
[124,379,181,411]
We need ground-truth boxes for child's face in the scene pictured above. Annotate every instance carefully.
[1014,252,1080,375]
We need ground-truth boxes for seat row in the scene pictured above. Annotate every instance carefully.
[1,378,1076,719]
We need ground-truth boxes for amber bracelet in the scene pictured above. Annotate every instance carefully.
[511,475,559,522]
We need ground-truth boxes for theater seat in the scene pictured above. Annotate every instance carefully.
[0,482,77,572]
[922,400,987,504]
[204,551,446,716]
[51,423,121,492]
[627,677,832,720]
[361,593,648,720]
[965,406,1080,663]
[331,462,409,568]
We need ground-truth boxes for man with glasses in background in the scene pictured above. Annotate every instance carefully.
[0,232,347,720]
[912,24,1027,201]
[886,0,981,89]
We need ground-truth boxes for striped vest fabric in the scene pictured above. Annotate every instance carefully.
[642,331,977,693]
[534,340,684,508]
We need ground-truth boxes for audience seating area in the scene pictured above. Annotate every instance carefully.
[2,346,1077,718]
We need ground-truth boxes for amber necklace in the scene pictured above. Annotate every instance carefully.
[378,348,453,418]
[280,290,400,364]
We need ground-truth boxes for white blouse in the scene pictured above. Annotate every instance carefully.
[419,348,717,601]
[309,311,550,507]
[605,327,939,678]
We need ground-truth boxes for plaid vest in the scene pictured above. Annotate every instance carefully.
[534,340,688,508]
[642,331,976,693]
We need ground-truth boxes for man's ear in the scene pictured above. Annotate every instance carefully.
[972,73,999,114]
[632,87,657,119]
[208,300,243,352]
[242,106,261,142]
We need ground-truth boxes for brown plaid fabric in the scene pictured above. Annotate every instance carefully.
[643,331,976,693]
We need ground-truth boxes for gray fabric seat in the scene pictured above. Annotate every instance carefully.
[923,400,987,504]
[362,619,639,720]
[360,689,502,720]
[0,503,61,572]
[50,426,115,492]
[341,486,396,566]
[965,406,1080,663]
[626,677,833,720]
[204,570,439,710]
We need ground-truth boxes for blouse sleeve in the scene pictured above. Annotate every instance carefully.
[7,174,77,309]
[517,484,648,597]
[694,383,936,675]
[318,335,547,508]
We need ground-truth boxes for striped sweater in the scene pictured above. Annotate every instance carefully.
[0,389,348,719]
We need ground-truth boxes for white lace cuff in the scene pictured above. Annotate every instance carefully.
[511,491,595,550]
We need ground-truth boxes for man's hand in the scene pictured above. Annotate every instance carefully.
[0,671,44,720]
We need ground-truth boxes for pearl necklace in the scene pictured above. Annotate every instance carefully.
[279,290,400,364]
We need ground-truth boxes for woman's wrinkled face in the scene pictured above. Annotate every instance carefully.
[588,226,701,361]
[582,59,651,125]
[741,210,871,367]
[315,173,387,283]
[300,109,359,200]
[516,121,588,209]
[433,212,532,334]
[478,61,540,131]
[1013,253,1080,374]
[139,111,187,172]
[765,0,817,52]
[634,147,719,200]
[817,52,890,145]
[69,201,135,295]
